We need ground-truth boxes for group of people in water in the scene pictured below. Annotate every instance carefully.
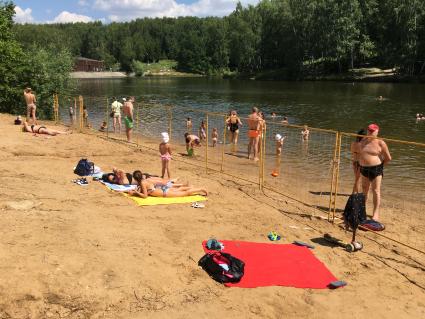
[350,124,391,221]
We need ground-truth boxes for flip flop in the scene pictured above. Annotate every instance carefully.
[191,202,205,208]
[293,241,315,249]
[328,280,347,289]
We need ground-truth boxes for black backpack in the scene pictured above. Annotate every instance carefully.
[343,193,367,230]
[74,158,94,176]
[198,252,245,284]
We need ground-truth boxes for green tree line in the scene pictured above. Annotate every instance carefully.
[12,0,425,77]
[1,1,73,118]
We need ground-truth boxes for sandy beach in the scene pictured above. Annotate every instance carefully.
[0,113,424,318]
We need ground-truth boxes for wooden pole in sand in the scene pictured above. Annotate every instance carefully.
[328,132,340,221]
[332,133,343,222]
[220,115,226,172]
[106,97,109,139]
[261,125,267,190]
[79,95,83,132]
[205,113,209,174]
[136,102,140,147]
[55,94,59,124]
[168,105,172,139]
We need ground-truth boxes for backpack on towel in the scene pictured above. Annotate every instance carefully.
[198,251,245,284]
[74,158,95,176]
[343,193,367,230]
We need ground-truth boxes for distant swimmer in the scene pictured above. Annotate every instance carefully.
[186,117,193,132]
[24,88,37,124]
[416,113,425,121]
[358,124,391,221]
[378,96,384,101]
[281,116,289,125]
[301,125,310,141]
[271,112,277,120]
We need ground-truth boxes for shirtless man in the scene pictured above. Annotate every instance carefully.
[358,124,391,221]
[24,88,37,124]
[123,96,134,142]
[247,106,260,161]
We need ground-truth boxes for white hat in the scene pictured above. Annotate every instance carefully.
[161,132,169,143]
[122,98,126,102]
[275,134,282,141]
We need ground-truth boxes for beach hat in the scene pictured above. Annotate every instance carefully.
[367,123,379,132]
[122,98,126,102]
[161,132,169,143]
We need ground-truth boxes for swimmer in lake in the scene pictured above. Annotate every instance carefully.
[301,125,310,141]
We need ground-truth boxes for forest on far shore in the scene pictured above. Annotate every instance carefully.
[13,0,425,78]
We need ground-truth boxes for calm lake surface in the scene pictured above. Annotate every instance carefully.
[73,77,425,202]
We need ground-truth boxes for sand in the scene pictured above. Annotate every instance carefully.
[0,113,424,318]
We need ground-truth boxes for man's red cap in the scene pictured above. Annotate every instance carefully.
[368,123,379,132]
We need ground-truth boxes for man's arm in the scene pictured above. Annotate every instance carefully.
[380,141,392,164]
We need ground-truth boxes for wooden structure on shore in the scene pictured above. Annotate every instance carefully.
[74,57,104,72]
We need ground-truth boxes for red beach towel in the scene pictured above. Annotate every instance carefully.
[202,240,337,288]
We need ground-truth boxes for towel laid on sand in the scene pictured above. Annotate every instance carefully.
[202,240,337,289]
[126,194,207,206]
[100,181,137,192]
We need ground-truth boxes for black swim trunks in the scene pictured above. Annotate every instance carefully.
[229,122,239,132]
[360,163,384,181]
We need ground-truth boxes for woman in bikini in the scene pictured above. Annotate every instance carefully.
[350,129,366,193]
[127,171,207,198]
[226,110,242,144]
[22,121,70,136]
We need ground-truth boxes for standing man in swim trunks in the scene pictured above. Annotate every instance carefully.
[24,88,37,124]
[358,124,391,221]
[247,106,260,161]
[123,96,134,142]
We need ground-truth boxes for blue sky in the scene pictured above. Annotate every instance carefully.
[13,0,260,24]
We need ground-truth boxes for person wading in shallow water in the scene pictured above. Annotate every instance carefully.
[247,106,260,161]
[123,97,134,142]
[358,124,391,221]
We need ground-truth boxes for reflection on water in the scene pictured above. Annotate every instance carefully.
[61,77,425,203]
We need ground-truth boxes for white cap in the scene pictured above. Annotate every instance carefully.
[122,98,126,102]
[275,134,282,141]
[161,132,169,143]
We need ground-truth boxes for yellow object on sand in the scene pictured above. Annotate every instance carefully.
[124,194,207,206]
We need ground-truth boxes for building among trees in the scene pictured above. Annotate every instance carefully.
[74,57,104,72]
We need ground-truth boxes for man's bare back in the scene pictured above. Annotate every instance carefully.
[24,89,36,106]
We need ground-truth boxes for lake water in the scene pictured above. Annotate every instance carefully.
[69,77,425,206]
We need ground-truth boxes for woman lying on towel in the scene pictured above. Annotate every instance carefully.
[127,170,208,198]
[102,168,183,186]
[22,121,71,136]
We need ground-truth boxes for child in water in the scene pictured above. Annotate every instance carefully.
[211,128,218,147]
[186,117,193,132]
[275,134,286,156]
[301,125,310,140]
[159,132,172,179]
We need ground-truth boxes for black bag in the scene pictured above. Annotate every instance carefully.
[343,193,367,230]
[110,111,115,118]
[74,158,94,176]
[198,252,244,283]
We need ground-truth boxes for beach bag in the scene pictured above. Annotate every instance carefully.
[110,111,115,118]
[198,252,244,284]
[343,193,367,230]
[74,158,94,176]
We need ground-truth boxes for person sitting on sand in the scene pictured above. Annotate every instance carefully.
[22,121,70,136]
[14,116,22,125]
[127,171,207,198]
[99,121,107,132]
[185,133,201,156]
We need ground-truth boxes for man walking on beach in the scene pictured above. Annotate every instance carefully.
[247,106,260,161]
[123,96,134,142]
[358,124,391,221]
[24,88,37,124]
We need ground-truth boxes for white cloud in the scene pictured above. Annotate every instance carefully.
[78,0,91,7]
[14,6,34,24]
[94,0,260,21]
[51,11,93,23]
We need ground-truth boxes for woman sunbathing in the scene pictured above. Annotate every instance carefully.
[102,168,182,186]
[127,171,207,198]
[23,121,70,136]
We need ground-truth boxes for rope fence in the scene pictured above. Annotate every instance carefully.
[54,94,425,255]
